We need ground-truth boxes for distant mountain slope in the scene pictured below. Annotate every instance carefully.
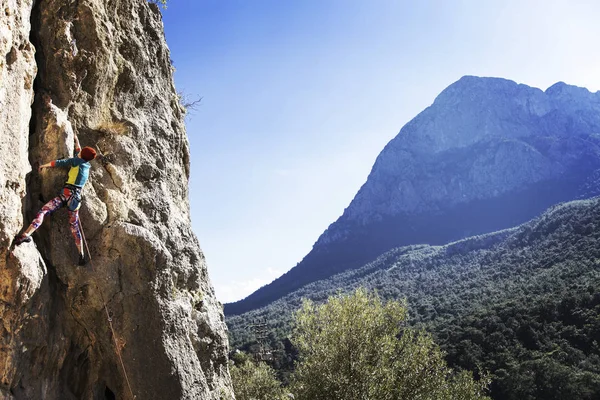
[227,197,600,399]
[226,76,600,315]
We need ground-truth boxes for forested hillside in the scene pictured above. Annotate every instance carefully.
[227,197,600,399]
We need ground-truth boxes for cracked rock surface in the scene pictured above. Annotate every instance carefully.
[1,0,233,399]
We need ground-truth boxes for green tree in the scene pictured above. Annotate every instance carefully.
[230,352,287,400]
[290,288,490,400]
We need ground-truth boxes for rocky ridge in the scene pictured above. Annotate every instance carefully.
[1,1,233,399]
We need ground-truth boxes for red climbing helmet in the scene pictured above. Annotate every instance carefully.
[80,146,97,162]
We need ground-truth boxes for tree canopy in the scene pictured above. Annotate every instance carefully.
[290,288,490,400]
[229,351,287,400]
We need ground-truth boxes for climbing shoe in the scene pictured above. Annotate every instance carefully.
[78,253,88,267]
[14,234,32,246]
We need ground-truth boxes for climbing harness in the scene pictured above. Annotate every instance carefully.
[79,218,137,400]
[59,184,83,211]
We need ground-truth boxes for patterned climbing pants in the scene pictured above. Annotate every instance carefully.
[28,188,82,250]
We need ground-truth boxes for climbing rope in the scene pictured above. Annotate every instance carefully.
[79,219,136,400]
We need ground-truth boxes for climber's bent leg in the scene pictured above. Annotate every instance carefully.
[68,210,87,266]
[14,196,64,246]
[30,196,64,230]
[68,209,83,255]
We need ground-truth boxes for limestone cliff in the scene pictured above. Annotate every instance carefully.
[1,0,234,399]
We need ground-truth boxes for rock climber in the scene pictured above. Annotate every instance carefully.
[14,96,97,266]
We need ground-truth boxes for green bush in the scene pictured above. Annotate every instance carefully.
[290,288,490,400]
[230,352,287,400]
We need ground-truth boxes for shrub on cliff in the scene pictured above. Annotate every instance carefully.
[290,288,490,400]
[148,0,167,9]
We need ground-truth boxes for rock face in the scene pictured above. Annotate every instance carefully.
[1,1,234,399]
[226,76,600,316]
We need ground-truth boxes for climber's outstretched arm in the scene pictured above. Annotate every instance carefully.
[74,132,81,154]
[38,162,54,172]
[39,158,75,172]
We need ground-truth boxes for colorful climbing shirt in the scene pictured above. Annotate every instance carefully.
[51,157,91,188]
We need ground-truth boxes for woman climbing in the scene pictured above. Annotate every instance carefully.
[14,126,97,266]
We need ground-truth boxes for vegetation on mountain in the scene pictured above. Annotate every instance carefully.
[440,281,600,399]
[290,288,490,400]
[227,198,600,399]
[149,0,167,9]
[229,352,288,400]
[231,289,489,400]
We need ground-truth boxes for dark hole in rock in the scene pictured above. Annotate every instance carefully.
[105,386,116,400]
[5,46,17,65]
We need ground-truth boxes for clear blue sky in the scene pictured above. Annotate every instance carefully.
[161,0,600,303]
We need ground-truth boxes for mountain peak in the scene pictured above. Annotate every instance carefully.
[452,75,517,88]
[545,81,599,103]
[546,81,568,93]
[433,76,540,108]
